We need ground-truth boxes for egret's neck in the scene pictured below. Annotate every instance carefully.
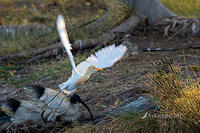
[84,70,94,79]
[76,69,94,85]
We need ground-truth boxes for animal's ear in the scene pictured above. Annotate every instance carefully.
[24,84,45,99]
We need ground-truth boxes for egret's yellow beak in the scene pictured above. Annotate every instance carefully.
[95,68,103,71]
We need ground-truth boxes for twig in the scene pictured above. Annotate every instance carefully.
[166,20,194,42]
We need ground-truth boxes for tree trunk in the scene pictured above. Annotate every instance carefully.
[67,0,177,49]
[125,0,176,24]
[71,0,200,50]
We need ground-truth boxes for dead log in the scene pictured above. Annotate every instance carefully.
[0,24,51,39]
[0,39,61,63]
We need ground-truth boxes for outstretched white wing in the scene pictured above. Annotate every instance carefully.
[77,44,127,74]
[57,15,76,70]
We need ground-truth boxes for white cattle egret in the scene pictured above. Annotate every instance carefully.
[0,85,93,124]
[42,15,127,116]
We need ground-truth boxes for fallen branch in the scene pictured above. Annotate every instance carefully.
[0,24,51,39]
[0,40,61,63]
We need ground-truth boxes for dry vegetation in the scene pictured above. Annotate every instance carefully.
[0,0,105,55]
[146,58,200,132]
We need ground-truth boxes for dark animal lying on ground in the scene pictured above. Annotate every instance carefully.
[0,85,93,125]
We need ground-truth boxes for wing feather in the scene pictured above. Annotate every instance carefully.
[77,44,127,74]
[57,15,76,70]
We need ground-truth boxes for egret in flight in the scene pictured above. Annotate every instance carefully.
[42,15,127,114]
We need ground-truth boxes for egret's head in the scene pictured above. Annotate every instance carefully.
[76,65,103,85]
[86,65,103,74]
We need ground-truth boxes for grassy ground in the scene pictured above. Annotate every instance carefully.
[0,0,200,132]
[162,0,200,18]
[0,0,105,55]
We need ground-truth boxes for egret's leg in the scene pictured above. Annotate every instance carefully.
[46,90,62,106]
[42,87,72,121]
[50,94,68,119]
[50,89,76,119]
[40,89,62,114]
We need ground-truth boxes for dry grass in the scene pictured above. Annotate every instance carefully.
[0,0,12,5]
[69,0,132,39]
[64,113,161,133]
[0,30,57,56]
[0,0,105,55]
[0,54,87,87]
[147,58,200,131]
[64,112,198,133]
